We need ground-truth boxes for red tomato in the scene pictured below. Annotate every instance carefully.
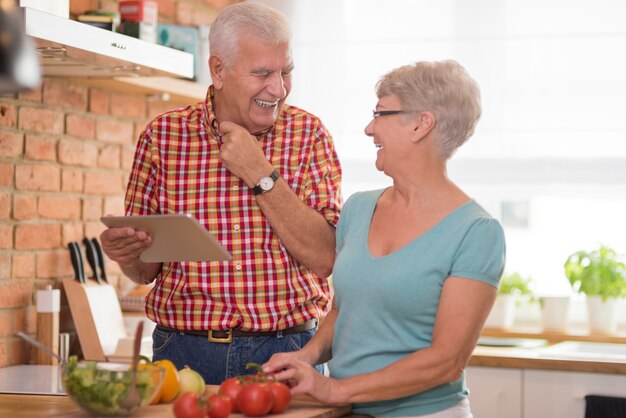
[208,394,233,418]
[237,382,274,417]
[268,381,291,414]
[218,377,243,413]
[172,392,208,418]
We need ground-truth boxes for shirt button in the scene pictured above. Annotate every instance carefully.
[233,224,240,232]
[232,185,239,191]
[235,263,242,271]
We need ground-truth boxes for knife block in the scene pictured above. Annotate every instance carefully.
[36,286,60,365]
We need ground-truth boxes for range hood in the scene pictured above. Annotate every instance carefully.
[19,7,194,79]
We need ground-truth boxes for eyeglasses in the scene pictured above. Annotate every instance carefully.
[372,110,420,119]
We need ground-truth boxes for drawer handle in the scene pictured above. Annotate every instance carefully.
[111,42,127,50]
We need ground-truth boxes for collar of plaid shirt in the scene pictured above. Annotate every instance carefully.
[134,85,342,332]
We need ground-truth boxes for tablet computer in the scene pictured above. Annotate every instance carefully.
[100,214,232,263]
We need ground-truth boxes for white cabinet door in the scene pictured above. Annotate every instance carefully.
[466,367,523,418]
[524,370,626,418]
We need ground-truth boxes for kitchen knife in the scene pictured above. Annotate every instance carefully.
[91,237,108,283]
[68,242,85,283]
[82,237,102,284]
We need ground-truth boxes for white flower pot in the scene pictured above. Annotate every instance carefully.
[541,296,570,332]
[586,295,619,334]
[485,295,516,329]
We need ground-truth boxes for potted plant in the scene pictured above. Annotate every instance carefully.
[485,272,535,329]
[564,245,626,334]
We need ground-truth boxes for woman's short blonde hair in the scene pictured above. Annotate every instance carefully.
[376,60,482,160]
[209,2,292,68]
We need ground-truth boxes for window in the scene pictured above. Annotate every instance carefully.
[256,0,626,318]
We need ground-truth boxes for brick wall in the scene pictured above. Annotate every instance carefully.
[0,0,235,367]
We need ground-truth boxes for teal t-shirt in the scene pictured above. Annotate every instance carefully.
[329,188,506,417]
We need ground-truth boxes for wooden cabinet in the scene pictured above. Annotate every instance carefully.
[467,366,626,418]
[466,367,522,418]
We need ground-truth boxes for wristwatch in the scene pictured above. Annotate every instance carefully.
[252,170,279,195]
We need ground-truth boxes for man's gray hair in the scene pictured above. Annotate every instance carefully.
[209,2,292,67]
[376,60,482,160]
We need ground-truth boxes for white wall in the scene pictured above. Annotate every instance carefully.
[255,0,626,312]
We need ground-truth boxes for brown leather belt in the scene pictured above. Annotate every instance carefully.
[157,319,317,344]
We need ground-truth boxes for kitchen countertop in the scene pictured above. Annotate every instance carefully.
[469,342,626,374]
[0,386,352,418]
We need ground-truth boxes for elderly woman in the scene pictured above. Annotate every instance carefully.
[263,60,505,418]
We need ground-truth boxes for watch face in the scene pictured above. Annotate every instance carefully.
[260,176,275,191]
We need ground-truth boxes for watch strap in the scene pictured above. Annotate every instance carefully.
[252,169,279,195]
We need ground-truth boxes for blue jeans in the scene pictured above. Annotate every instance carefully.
[152,325,321,384]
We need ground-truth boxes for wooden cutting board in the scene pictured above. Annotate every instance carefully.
[0,385,352,418]
[61,278,127,361]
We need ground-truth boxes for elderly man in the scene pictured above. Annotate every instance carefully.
[100,2,342,384]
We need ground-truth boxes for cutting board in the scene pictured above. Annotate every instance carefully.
[61,278,127,360]
[0,386,352,418]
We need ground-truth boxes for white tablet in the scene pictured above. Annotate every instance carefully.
[100,214,232,263]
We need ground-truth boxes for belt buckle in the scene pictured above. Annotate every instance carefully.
[208,329,232,344]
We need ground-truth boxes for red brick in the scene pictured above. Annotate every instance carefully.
[0,280,33,308]
[84,171,125,195]
[175,0,195,25]
[0,193,10,219]
[147,100,175,120]
[10,338,30,365]
[62,222,83,245]
[18,107,64,134]
[24,134,57,161]
[0,225,13,250]
[15,224,61,250]
[89,89,110,114]
[96,119,134,144]
[0,311,10,337]
[202,0,233,9]
[98,144,120,168]
[38,196,81,220]
[0,341,7,367]
[194,5,219,25]
[0,163,14,187]
[26,306,36,334]
[18,85,43,103]
[85,221,106,239]
[83,197,103,220]
[121,145,136,170]
[58,139,98,167]
[13,194,37,221]
[69,0,98,16]
[110,93,146,119]
[12,253,36,278]
[158,0,176,18]
[15,164,60,191]
[12,308,26,334]
[104,196,125,216]
[62,168,83,193]
[0,131,24,157]
[134,120,149,141]
[0,103,17,128]
[43,79,88,111]
[0,254,10,278]
[66,114,95,139]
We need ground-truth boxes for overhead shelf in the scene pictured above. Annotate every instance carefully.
[20,6,194,79]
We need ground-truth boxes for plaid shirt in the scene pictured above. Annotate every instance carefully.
[125,87,342,331]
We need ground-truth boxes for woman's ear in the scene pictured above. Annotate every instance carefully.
[209,55,224,89]
[410,111,436,142]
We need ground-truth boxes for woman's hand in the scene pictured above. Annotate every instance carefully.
[262,357,343,404]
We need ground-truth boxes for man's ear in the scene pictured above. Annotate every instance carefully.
[209,55,225,89]
[411,111,436,142]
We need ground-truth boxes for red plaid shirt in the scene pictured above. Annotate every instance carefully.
[125,87,342,331]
